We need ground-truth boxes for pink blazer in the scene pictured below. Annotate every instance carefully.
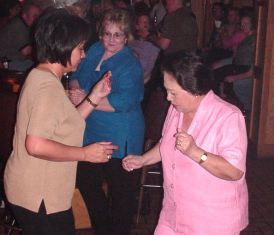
[156,91,248,234]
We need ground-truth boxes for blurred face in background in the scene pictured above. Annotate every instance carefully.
[22,5,41,27]
[136,15,150,32]
[102,22,127,56]
[241,16,252,34]
[92,3,102,19]
[227,9,239,25]
[212,4,224,21]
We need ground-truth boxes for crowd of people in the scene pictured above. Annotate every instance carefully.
[0,0,255,235]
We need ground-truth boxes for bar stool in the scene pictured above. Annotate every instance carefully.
[136,88,169,224]
[136,140,163,225]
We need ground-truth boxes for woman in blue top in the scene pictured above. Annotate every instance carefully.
[70,9,144,235]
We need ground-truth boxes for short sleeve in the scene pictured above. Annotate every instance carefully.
[27,80,65,139]
[217,112,247,171]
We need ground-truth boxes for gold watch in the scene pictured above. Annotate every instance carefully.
[199,152,208,164]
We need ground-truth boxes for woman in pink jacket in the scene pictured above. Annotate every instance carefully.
[123,53,248,235]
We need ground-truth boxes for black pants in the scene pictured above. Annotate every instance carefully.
[77,158,139,235]
[9,201,75,235]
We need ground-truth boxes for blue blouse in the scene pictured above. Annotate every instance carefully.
[71,42,145,158]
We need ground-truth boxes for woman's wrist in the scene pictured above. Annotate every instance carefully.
[190,147,205,163]
[86,96,98,108]
[140,156,146,167]
[87,93,100,107]
[82,147,87,162]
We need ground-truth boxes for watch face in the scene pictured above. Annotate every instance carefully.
[201,154,207,161]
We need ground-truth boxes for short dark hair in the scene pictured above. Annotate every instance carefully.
[240,7,255,29]
[161,52,212,96]
[212,2,224,10]
[34,8,89,66]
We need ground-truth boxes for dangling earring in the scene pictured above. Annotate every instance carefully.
[125,38,128,44]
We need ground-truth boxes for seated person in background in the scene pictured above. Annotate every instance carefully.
[203,3,233,66]
[208,2,226,49]
[0,0,41,71]
[211,7,245,69]
[221,7,242,55]
[129,13,160,83]
[213,13,256,112]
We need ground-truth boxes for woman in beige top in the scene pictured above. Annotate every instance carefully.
[4,8,118,235]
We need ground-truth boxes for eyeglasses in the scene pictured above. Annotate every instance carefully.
[103,31,125,41]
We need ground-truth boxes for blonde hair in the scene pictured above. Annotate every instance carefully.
[99,9,134,42]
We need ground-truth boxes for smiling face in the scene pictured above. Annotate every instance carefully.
[164,72,200,114]
[102,22,127,56]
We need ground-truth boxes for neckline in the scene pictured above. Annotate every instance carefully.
[36,66,61,80]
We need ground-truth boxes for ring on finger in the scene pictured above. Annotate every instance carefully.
[107,155,112,160]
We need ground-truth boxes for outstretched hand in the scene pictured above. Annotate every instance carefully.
[122,155,144,171]
[83,141,118,163]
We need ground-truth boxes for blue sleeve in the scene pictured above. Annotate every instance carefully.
[108,60,143,112]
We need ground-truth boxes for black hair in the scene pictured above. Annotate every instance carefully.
[161,52,213,96]
[34,8,90,66]
[134,1,150,15]
[212,2,225,10]
[21,0,40,14]
[1,0,20,17]
[239,6,256,29]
